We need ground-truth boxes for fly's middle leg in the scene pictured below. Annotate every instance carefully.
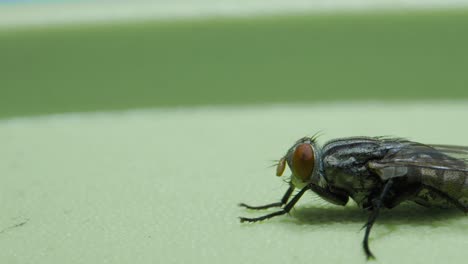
[239,185,294,210]
[362,178,394,260]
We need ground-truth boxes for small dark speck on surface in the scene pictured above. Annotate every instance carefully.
[0,218,29,234]
[63,209,73,215]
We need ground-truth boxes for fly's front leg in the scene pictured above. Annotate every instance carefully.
[239,184,309,223]
[362,178,393,260]
[239,185,294,210]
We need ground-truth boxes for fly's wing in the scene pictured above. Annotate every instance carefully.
[368,142,468,180]
[430,144,468,163]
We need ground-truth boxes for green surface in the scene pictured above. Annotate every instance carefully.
[0,103,467,263]
[2,10,468,119]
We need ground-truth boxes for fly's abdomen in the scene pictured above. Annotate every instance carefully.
[416,167,468,207]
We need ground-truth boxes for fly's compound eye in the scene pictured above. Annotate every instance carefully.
[292,143,315,182]
[276,158,286,177]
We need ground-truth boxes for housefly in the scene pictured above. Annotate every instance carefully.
[239,136,468,259]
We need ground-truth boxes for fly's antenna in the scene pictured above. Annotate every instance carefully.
[267,159,280,169]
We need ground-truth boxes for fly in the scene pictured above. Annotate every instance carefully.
[239,136,468,259]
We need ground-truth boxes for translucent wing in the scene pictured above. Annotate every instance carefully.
[368,141,468,180]
[430,144,468,163]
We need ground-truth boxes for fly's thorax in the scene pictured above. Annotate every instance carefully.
[275,137,325,189]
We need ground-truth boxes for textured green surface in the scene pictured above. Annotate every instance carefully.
[2,10,468,119]
[0,103,467,264]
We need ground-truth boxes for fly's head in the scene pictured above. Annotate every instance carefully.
[276,136,323,189]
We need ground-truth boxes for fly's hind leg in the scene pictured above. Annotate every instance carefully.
[362,178,394,260]
[422,185,468,213]
[385,183,423,209]
[239,185,294,210]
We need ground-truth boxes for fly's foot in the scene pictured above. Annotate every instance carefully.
[365,249,376,261]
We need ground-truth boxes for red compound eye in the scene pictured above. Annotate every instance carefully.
[276,158,286,177]
[292,143,315,182]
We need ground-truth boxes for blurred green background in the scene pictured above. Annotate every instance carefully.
[2,9,468,119]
